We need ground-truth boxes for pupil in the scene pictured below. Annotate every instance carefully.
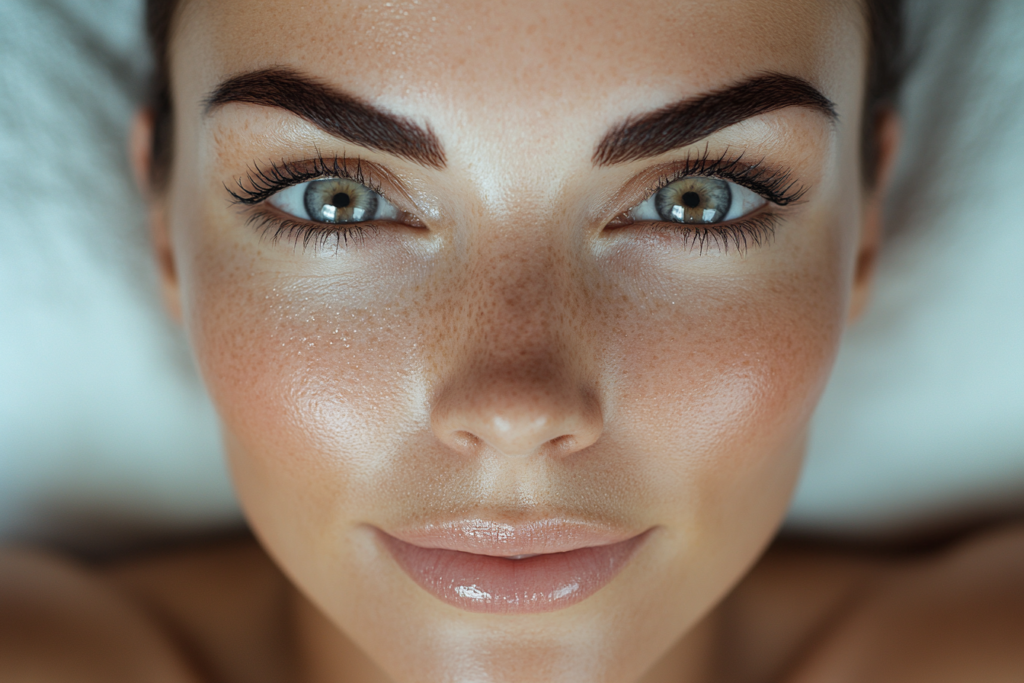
[682,191,701,208]
[332,192,352,208]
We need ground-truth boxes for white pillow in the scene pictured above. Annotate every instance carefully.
[0,0,239,553]
[0,0,1020,553]
[787,0,1024,537]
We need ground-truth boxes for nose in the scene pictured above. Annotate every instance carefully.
[430,361,604,457]
[428,228,604,458]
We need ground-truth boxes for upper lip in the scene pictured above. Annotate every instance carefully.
[380,518,644,557]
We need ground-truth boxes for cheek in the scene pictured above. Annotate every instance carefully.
[580,228,851,619]
[596,221,851,525]
[613,277,840,463]
[180,238,433,548]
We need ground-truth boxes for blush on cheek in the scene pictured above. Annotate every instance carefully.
[606,256,846,500]
[593,268,845,613]
[184,256,428,506]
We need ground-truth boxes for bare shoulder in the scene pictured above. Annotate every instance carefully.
[0,547,201,683]
[101,535,295,683]
[718,535,894,683]
[784,523,1024,683]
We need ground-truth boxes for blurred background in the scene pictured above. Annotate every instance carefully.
[1,0,1021,556]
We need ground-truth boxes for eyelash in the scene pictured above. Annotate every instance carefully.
[622,146,805,255]
[227,148,804,255]
[227,152,388,251]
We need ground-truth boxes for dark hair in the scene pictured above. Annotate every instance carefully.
[145,0,178,190]
[861,0,905,185]
[145,0,903,188]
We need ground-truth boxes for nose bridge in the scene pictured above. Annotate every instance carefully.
[488,247,567,350]
[460,229,580,361]
[430,241,602,458]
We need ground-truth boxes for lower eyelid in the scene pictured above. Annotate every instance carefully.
[640,212,781,255]
[245,209,383,253]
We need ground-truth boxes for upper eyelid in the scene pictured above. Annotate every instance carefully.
[639,156,806,207]
[226,154,401,208]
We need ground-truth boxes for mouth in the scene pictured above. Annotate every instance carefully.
[375,519,652,614]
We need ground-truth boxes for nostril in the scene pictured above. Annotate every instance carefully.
[430,381,604,458]
[450,430,484,452]
[548,434,576,453]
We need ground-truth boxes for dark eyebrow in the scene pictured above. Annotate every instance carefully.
[205,68,446,169]
[593,73,837,166]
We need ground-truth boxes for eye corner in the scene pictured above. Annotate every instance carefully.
[603,210,636,230]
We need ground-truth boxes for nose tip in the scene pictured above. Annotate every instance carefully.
[486,410,600,457]
[433,388,603,458]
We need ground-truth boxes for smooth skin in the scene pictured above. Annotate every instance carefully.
[2,0,1022,681]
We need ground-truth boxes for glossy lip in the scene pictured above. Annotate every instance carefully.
[375,520,652,614]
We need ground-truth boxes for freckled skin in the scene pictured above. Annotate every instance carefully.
[154,0,875,681]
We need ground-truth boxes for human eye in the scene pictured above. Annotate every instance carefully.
[267,176,400,224]
[628,177,766,225]
[226,155,416,252]
[612,153,806,254]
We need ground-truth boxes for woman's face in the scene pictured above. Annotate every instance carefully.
[153,0,875,680]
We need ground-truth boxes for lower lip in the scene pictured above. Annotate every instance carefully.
[378,530,649,614]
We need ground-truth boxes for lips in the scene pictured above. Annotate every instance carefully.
[376,520,650,614]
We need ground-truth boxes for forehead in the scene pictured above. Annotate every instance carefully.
[174,0,865,131]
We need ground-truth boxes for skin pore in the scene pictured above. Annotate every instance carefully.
[145,0,877,681]
[3,0,1021,682]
